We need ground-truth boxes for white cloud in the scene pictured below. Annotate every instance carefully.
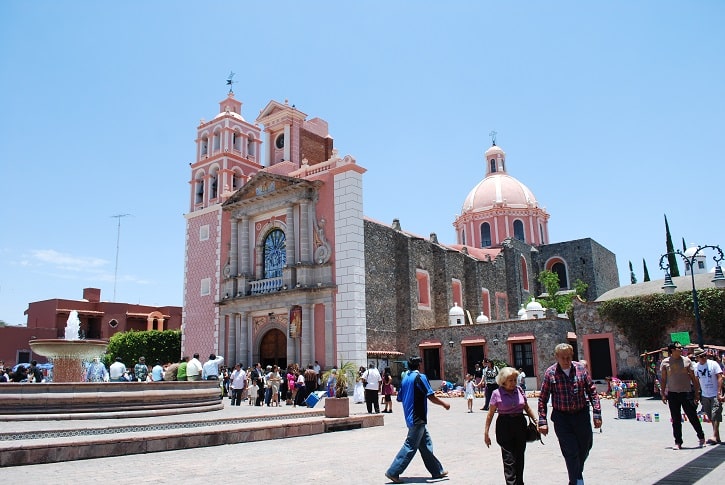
[27,250,108,272]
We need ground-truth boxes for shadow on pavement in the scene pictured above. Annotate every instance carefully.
[653,444,725,484]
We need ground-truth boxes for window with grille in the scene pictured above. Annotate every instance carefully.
[513,342,534,376]
[263,229,286,279]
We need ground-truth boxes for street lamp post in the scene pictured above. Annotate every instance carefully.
[659,244,725,348]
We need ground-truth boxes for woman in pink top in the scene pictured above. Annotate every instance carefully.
[286,366,296,405]
[484,367,538,485]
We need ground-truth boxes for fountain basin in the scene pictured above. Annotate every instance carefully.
[29,339,109,382]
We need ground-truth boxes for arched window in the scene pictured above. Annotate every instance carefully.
[490,159,497,173]
[232,170,243,191]
[481,288,491,319]
[232,130,242,152]
[513,220,525,242]
[201,137,208,156]
[461,228,466,246]
[520,256,529,291]
[480,222,491,247]
[416,269,431,308]
[209,167,218,199]
[263,229,286,279]
[551,262,569,289]
[212,130,221,151]
[194,172,204,204]
[539,223,545,244]
[247,134,256,157]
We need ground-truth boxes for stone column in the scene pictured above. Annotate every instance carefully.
[283,124,291,161]
[285,206,296,264]
[301,303,313,365]
[226,314,235,365]
[263,131,270,167]
[299,200,310,263]
[324,301,334,366]
[235,313,244,366]
[254,245,263,280]
[230,217,238,276]
[245,313,253,367]
[218,314,227,360]
[240,216,250,274]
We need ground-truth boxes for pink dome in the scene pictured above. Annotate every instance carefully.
[462,173,539,213]
[454,142,550,248]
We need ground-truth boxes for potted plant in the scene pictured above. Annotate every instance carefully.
[321,361,358,418]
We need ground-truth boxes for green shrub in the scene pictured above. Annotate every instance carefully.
[103,330,181,367]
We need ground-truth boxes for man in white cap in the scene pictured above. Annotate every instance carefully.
[692,347,724,444]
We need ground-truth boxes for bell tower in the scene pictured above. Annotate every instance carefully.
[182,89,262,357]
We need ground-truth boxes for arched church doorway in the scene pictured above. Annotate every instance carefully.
[259,328,287,369]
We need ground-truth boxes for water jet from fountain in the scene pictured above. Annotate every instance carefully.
[30,310,108,382]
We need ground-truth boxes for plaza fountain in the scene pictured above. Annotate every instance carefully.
[29,310,109,382]
[0,311,222,420]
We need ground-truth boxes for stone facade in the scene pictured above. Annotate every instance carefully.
[537,238,619,301]
[363,218,616,386]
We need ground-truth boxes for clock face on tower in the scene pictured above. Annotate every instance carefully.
[275,133,284,149]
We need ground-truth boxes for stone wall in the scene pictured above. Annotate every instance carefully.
[410,316,573,386]
[536,238,619,300]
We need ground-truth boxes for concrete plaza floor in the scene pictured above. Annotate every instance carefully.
[2,394,723,484]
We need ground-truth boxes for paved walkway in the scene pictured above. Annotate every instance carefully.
[2,395,724,483]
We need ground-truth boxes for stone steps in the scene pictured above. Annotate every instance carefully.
[0,406,383,467]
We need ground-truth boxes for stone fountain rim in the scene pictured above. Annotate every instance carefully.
[29,338,109,360]
[30,338,109,345]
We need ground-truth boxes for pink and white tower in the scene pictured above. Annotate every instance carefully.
[182,92,263,356]
[183,91,367,369]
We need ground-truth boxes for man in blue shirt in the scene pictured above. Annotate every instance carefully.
[385,356,450,483]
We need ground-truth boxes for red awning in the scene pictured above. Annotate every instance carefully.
[56,309,104,316]
[461,337,487,345]
[367,350,404,357]
[126,312,171,318]
[507,333,535,342]
[418,340,442,348]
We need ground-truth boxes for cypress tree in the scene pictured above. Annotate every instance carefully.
[629,260,637,284]
[642,258,651,282]
[682,237,687,252]
[665,214,680,277]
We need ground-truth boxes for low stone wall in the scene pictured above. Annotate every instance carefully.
[0,381,223,420]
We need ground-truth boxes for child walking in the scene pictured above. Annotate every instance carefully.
[465,373,475,413]
[248,367,258,406]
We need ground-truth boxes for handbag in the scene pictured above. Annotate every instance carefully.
[525,416,543,444]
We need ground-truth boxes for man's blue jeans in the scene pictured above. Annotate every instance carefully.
[386,423,444,477]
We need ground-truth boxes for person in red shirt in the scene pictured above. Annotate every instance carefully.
[538,344,601,485]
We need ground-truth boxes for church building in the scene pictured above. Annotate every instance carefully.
[182,90,620,386]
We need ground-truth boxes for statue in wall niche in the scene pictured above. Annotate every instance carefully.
[314,217,331,264]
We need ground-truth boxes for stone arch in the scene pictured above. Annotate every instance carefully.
[257,326,287,368]
[545,257,569,290]
[146,311,165,331]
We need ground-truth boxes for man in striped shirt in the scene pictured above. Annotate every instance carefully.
[538,343,602,485]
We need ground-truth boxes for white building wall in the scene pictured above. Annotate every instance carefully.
[334,169,367,366]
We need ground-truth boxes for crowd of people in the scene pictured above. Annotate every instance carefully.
[0,359,46,382]
[217,361,330,407]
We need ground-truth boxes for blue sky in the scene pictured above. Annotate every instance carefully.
[1,1,724,325]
